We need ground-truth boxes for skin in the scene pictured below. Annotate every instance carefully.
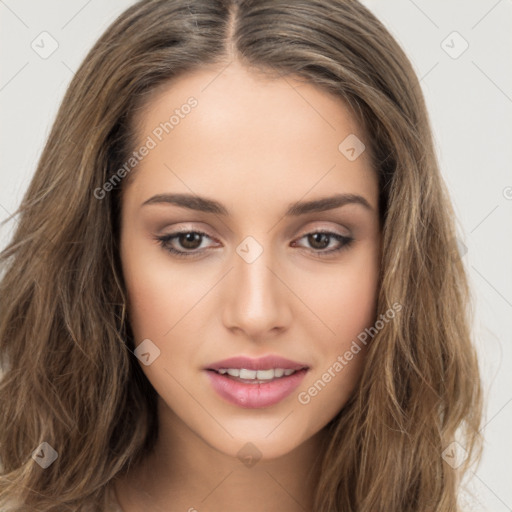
[115,60,381,511]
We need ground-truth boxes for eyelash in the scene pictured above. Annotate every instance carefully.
[154,229,354,259]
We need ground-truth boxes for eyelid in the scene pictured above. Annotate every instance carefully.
[157,222,350,245]
[157,224,219,242]
[296,223,350,238]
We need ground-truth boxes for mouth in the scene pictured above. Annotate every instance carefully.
[204,355,310,409]
[204,355,310,408]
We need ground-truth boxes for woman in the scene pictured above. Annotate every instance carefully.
[0,0,482,510]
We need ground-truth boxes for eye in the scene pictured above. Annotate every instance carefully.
[154,229,354,259]
[154,230,218,258]
[291,230,354,258]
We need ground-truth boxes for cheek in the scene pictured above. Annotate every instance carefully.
[120,245,206,399]
[298,244,379,348]
[324,263,378,342]
[120,236,207,342]
[293,247,379,423]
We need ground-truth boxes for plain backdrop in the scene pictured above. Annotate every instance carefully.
[1,1,511,510]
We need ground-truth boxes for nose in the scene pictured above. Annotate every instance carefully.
[221,240,293,341]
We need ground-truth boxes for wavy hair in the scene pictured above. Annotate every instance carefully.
[0,0,482,510]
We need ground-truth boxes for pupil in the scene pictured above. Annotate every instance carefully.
[180,232,201,249]
[309,233,329,249]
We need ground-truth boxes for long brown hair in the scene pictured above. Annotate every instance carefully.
[0,1,482,510]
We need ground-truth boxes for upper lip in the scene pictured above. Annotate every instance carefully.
[205,355,309,372]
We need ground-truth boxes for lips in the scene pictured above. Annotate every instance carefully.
[204,354,310,409]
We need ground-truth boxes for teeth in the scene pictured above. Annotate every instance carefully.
[240,369,257,379]
[254,369,274,380]
[216,368,300,380]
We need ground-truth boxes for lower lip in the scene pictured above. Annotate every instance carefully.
[205,369,308,409]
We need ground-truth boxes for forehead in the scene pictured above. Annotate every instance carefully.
[125,61,378,212]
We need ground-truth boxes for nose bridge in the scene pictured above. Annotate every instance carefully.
[222,234,290,335]
[235,234,279,309]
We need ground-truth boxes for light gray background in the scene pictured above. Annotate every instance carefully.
[1,1,511,510]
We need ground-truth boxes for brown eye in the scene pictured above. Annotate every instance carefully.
[155,230,217,258]
[292,230,354,258]
[178,232,203,250]
[307,233,331,250]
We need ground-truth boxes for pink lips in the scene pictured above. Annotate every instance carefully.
[204,355,309,409]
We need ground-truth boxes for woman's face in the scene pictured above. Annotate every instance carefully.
[119,61,380,460]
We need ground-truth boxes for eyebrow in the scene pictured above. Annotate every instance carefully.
[141,192,373,215]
